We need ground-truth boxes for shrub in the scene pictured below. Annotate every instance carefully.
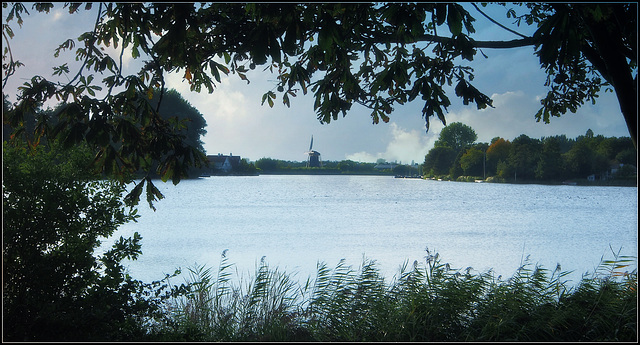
[2,141,181,341]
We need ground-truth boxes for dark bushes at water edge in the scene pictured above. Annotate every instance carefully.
[147,249,637,342]
[2,141,192,342]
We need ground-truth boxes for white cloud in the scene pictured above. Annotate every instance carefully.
[439,89,628,144]
[102,43,136,71]
[345,123,433,164]
[384,123,432,164]
[165,72,257,156]
[167,72,250,121]
[52,9,65,22]
[345,151,381,163]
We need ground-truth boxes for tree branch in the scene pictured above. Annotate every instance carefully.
[471,3,529,39]
[468,37,536,49]
[2,29,19,89]
[63,2,103,89]
[372,33,536,49]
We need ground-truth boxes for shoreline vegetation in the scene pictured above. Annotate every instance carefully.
[192,129,637,188]
[191,168,638,187]
[146,249,637,342]
[189,167,638,187]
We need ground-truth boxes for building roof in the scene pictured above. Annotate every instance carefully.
[207,154,241,166]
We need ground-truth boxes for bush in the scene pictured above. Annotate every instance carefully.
[2,141,182,341]
[456,175,482,182]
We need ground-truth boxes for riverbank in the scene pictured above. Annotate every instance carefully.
[426,175,638,187]
[258,170,395,176]
[190,172,637,187]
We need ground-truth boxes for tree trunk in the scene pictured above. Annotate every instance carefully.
[582,9,638,149]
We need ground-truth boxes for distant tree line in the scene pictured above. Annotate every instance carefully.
[423,122,637,184]
[254,157,421,176]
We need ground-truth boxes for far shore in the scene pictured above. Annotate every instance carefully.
[188,172,638,187]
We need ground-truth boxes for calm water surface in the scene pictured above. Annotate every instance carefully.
[103,175,638,285]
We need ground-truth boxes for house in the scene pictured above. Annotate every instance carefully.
[588,163,637,181]
[609,163,637,177]
[587,173,603,182]
[611,163,637,178]
[207,153,242,174]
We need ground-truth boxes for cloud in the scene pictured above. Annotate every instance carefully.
[165,72,256,156]
[345,123,433,164]
[437,89,628,144]
[52,9,65,22]
[447,90,539,142]
[102,43,137,71]
[166,71,250,121]
[344,151,380,163]
[166,70,331,160]
[384,123,433,164]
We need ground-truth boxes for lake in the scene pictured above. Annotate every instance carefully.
[101,175,638,286]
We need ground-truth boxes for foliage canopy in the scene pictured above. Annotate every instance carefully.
[147,88,208,155]
[2,2,637,204]
[433,121,478,152]
[423,126,636,182]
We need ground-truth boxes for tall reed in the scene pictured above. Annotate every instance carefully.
[149,247,637,342]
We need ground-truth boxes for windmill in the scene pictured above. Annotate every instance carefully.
[305,135,322,167]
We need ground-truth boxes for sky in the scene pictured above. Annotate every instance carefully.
[2,3,632,164]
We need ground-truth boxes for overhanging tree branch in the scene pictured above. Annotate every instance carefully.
[471,2,529,39]
[467,37,536,49]
[372,33,536,49]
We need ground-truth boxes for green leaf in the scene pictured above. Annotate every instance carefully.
[447,4,463,36]
[317,25,333,51]
[145,177,165,210]
[124,179,145,207]
[283,24,298,54]
[269,36,282,64]
[435,4,447,26]
[210,61,221,83]
[237,72,250,84]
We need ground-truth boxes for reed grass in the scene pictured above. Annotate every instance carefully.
[147,247,637,342]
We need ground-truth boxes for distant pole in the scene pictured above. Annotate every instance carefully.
[483,150,486,180]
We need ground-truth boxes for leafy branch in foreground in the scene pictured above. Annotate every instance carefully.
[2,3,636,209]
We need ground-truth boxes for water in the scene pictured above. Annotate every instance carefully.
[102,175,638,285]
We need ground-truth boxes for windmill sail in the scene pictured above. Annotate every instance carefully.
[305,135,322,168]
